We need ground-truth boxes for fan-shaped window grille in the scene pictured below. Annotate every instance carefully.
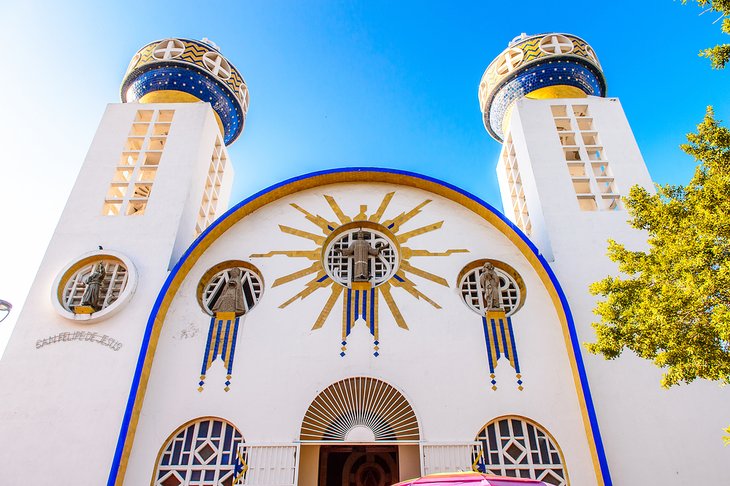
[474,416,568,486]
[153,418,244,486]
[301,377,419,441]
[202,266,263,316]
[61,259,128,312]
[459,265,521,316]
[324,229,398,287]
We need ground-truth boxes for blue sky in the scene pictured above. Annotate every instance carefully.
[0,0,728,352]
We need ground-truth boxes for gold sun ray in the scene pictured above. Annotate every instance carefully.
[313,285,344,330]
[382,199,432,232]
[249,249,321,260]
[290,203,337,234]
[401,248,469,258]
[324,195,352,224]
[398,260,449,286]
[278,271,332,308]
[391,272,442,309]
[272,261,322,287]
[279,225,326,245]
[252,193,469,350]
[396,221,444,244]
[378,282,408,330]
[369,192,395,223]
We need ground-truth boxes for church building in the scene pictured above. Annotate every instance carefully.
[0,33,727,486]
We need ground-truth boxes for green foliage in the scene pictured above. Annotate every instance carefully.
[587,108,730,388]
[684,0,730,68]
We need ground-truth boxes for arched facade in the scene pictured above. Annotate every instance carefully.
[110,169,610,486]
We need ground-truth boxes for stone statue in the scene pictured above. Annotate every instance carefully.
[212,267,246,314]
[80,262,106,310]
[336,231,385,282]
[479,262,502,310]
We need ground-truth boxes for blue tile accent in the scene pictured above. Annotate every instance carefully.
[486,59,606,140]
[507,316,521,374]
[481,316,495,374]
[122,65,244,145]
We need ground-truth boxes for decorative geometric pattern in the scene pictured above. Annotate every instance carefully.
[153,418,245,486]
[474,417,568,486]
[478,33,606,141]
[324,229,398,287]
[121,38,248,145]
[61,259,128,312]
[251,193,468,357]
[300,377,420,441]
[482,310,522,391]
[198,314,241,392]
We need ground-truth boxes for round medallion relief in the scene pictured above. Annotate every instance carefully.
[457,260,525,316]
[52,250,137,322]
[197,261,264,316]
[322,223,399,288]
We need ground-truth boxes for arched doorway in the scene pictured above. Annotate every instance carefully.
[300,377,420,486]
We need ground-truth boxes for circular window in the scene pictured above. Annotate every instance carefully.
[458,260,524,316]
[495,48,524,75]
[539,34,574,55]
[53,251,137,322]
[198,261,263,316]
[323,225,399,288]
[152,38,186,60]
[202,52,232,80]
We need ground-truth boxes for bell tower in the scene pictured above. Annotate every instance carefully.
[479,33,727,486]
[0,38,248,485]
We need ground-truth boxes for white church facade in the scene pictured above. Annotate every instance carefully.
[0,34,727,486]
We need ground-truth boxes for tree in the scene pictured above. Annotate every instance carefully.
[684,0,730,68]
[587,109,730,389]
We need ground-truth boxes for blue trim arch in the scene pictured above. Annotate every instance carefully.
[107,167,613,486]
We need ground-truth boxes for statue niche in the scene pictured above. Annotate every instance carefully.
[211,267,246,315]
[79,262,106,311]
[479,262,502,311]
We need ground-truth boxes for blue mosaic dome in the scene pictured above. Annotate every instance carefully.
[121,38,249,145]
[479,33,606,142]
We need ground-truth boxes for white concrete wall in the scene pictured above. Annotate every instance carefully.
[124,182,598,485]
[505,96,730,485]
[0,101,228,485]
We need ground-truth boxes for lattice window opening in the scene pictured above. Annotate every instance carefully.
[154,418,244,486]
[62,260,128,311]
[202,267,263,316]
[474,417,567,486]
[103,109,174,217]
[300,377,420,442]
[196,135,227,235]
[459,266,521,317]
[324,230,398,287]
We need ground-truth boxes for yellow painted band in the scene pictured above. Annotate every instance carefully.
[116,170,604,486]
[525,85,588,100]
[138,90,225,136]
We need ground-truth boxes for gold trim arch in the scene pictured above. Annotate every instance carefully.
[111,169,610,486]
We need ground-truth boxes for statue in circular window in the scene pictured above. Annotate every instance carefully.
[458,260,525,316]
[323,226,399,288]
[198,261,263,316]
[53,251,137,322]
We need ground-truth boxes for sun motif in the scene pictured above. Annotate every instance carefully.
[251,192,468,356]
